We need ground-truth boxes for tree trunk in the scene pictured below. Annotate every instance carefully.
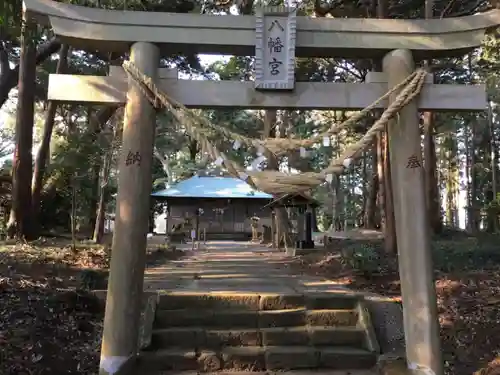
[383,128,397,254]
[444,134,458,227]
[93,186,107,243]
[343,187,349,230]
[311,206,319,232]
[422,0,442,234]
[264,110,278,169]
[263,109,282,246]
[0,44,9,78]
[267,110,293,248]
[486,101,498,232]
[377,0,387,16]
[470,119,479,232]
[423,112,441,234]
[31,44,69,232]
[188,140,198,161]
[91,107,120,242]
[88,111,101,232]
[70,172,77,251]
[361,150,367,225]
[376,133,385,233]
[329,125,344,231]
[491,101,500,231]
[154,148,174,186]
[364,142,378,228]
[6,20,37,239]
[465,121,472,232]
[93,127,115,243]
[375,0,396,253]
[333,174,343,231]
[86,105,114,233]
[0,37,61,109]
[484,103,496,232]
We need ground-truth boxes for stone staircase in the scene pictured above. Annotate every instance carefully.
[137,291,382,374]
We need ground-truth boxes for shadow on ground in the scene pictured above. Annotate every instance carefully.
[0,237,185,375]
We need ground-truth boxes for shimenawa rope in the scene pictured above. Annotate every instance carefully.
[122,61,426,194]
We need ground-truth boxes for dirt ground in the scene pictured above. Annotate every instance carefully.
[283,235,500,375]
[3,233,500,374]
[0,237,184,375]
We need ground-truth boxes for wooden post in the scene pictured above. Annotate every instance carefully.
[99,42,159,375]
[304,205,314,249]
[165,204,169,236]
[275,213,281,250]
[270,210,276,248]
[195,211,200,241]
[196,214,201,250]
[296,206,305,249]
[191,229,196,251]
[165,205,171,244]
[383,49,442,375]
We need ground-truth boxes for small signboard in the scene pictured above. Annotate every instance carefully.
[255,6,296,90]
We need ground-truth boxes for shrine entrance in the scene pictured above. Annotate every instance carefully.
[24,0,499,374]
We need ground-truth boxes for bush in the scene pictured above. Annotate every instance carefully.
[336,233,500,276]
[432,235,500,273]
[340,243,383,276]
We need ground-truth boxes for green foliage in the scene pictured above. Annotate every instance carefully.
[0,0,22,40]
[339,242,383,275]
[0,127,13,159]
[78,269,108,290]
[432,235,500,273]
[337,234,500,277]
[209,57,253,81]
[36,111,113,232]
[68,0,197,12]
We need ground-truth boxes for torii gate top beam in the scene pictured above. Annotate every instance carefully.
[24,0,500,60]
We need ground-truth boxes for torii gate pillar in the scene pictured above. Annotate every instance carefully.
[384,49,443,375]
[99,42,160,375]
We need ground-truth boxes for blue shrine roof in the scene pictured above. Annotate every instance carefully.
[151,175,273,199]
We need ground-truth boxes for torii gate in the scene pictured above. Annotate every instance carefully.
[23,0,500,374]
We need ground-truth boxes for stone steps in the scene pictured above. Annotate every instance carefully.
[138,346,377,372]
[151,326,366,348]
[143,371,376,375]
[155,308,359,328]
[138,291,381,373]
[156,291,360,311]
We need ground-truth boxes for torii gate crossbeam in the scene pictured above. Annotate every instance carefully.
[47,69,487,111]
[24,0,500,59]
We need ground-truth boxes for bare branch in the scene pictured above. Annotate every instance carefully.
[0,37,61,109]
[440,0,458,17]
[0,43,10,79]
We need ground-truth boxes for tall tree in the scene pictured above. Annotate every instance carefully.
[375,0,397,253]
[31,44,70,230]
[423,0,442,234]
[6,17,37,239]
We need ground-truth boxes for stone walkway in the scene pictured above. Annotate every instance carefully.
[142,240,405,364]
[144,241,352,296]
